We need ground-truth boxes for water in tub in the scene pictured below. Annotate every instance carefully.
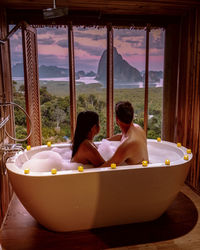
[22,139,119,172]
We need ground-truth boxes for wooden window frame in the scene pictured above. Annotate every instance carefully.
[68,24,151,138]
[9,23,156,142]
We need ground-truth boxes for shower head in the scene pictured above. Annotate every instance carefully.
[43,0,68,19]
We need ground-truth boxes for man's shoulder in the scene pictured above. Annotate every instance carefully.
[133,123,143,130]
[119,136,134,148]
[133,123,146,136]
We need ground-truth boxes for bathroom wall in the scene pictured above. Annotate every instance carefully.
[162,8,200,194]
[0,8,14,227]
[175,8,200,194]
[0,118,13,227]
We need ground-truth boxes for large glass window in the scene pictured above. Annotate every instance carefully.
[113,28,146,133]
[37,27,70,144]
[9,25,165,144]
[74,27,107,140]
[9,26,27,144]
[148,29,165,138]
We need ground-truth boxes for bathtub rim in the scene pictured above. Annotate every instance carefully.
[6,139,193,177]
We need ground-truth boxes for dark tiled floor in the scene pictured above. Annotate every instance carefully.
[0,185,200,250]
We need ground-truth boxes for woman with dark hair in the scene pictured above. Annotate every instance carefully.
[71,111,105,167]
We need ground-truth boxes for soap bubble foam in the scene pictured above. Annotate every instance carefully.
[98,139,118,160]
[31,150,63,161]
[22,147,95,172]
[22,140,120,172]
[22,158,63,172]
[52,147,72,160]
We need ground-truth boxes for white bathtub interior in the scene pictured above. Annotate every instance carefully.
[13,140,188,174]
[147,141,184,163]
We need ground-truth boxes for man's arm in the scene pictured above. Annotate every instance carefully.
[107,133,122,141]
[100,142,128,167]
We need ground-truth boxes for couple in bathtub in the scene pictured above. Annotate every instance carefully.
[71,101,149,167]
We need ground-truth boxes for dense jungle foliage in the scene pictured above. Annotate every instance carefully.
[13,81,162,145]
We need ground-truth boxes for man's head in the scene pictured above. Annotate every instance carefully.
[115,101,134,124]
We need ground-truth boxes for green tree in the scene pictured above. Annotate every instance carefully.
[40,86,54,105]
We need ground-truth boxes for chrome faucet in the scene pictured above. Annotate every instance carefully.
[0,143,24,175]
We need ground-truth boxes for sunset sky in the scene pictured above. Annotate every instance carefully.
[10,26,165,73]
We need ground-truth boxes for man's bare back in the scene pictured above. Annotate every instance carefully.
[101,101,149,167]
[101,123,148,167]
[120,123,149,165]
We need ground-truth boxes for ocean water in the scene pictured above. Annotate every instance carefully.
[13,76,163,88]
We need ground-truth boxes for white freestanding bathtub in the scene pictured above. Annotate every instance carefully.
[6,139,192,232]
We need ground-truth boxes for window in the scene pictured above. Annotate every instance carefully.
[74,26,107,140]
[10,24,165,144]
[10,26,27,145]
[37,27,70,144]
[113,28,146,134]
[148,29,165,138]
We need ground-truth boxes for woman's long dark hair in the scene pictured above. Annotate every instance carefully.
[71,111,99,158]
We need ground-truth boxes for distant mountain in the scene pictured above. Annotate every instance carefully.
[39,65,69,78]
[86,71,96,77]
[11,63,96,79]
[12,63,24,77]
[12,63,69,78]
[76,70,96,79]
[96,47,142,84]
[12,60,163,84]
[142,71,163,83]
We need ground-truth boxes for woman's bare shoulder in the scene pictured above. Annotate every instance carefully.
[80,139,95,150]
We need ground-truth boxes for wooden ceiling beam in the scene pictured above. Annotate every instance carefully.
[1,0,200,15]
[7,9,180,27]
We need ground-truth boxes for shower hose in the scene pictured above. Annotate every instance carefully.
[0,102,32,142]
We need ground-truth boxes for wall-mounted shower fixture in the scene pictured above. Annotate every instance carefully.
[0,102,32,142]
[43,0,68,19]
[0,102,32,174]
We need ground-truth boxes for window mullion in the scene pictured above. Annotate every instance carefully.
[22,23,42,146]
[68,23,76,139]
[144,25,150,135]
[106,24,114,138]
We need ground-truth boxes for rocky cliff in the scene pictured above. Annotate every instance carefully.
[95,47,142,84]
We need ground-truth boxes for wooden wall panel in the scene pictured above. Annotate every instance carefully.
[162,22,180,141]
[22,24,42,146]
[0,9,15,139]
[175,8,200,193]
[0,8,13,227]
